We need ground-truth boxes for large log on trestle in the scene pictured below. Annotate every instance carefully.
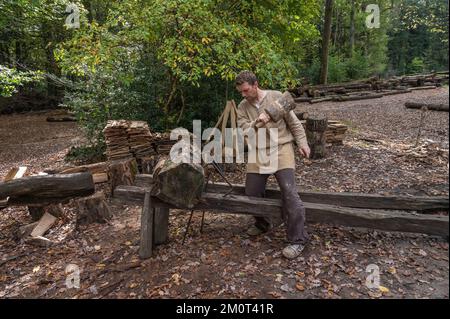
[0,173,95,206]
[151,157,204,209]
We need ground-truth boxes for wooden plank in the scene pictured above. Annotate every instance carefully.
[30,212,57,237]
[131,176,448,211]
[139,191,153,259]
[154,207,169,245]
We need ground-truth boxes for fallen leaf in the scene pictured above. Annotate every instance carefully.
[296,283,305,291]
[379,286,390,293]
[33,266,40,273]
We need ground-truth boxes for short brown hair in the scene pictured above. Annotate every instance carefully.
[235,71,258,86]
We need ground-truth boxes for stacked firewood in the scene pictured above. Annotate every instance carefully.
[103,120,132,160]
[301,120,348,145]
[127,121,155,158]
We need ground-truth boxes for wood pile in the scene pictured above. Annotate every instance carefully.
[103,120,132,160]
[301,120,348,145]
[291,71,449,103]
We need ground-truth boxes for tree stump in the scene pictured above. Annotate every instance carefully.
[76,192,112,225]
[108,158,138,194]
[306,115,328,159]
[152,157,204,209]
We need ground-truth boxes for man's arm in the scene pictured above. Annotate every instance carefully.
[236,104,258,134]
[284,110,310,158]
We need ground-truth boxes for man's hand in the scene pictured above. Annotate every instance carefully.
[257,112,270,124]
[299,144,311,158]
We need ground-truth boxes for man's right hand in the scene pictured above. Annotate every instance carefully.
[257,112,270,125]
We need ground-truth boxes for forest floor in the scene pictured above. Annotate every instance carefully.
[0,88,448,299]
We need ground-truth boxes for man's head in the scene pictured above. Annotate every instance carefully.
[235,71,259,103]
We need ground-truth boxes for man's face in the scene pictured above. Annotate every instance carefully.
[236,82,258,102]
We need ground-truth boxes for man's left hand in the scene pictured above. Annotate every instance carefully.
[299,145,311,158]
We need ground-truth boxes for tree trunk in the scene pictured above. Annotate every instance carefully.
[76,192,112,225]
[349,0,355,57]
[306,115,328,159]
[319,0,334,84]
[108,158,138,194]
[0,173,95,206]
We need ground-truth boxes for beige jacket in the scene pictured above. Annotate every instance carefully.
[236,90,308,174]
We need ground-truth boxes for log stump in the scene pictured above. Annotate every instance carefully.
[108,158,138,194]
[76,192,112,225]
[306,115,328,159]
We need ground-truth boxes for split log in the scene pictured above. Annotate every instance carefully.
[76,192,112,225]
[405,102,449,112]
[0,173,95,206]
[306,115,328,159]
[151,157,204,209]
[60,162,108,175]
[115,182,449,213]
[115,186,448,238]
[31,212,57,237]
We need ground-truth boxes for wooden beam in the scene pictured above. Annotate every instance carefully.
[133,175,448,211]
[139,191,153,259]
[114,185,449,237]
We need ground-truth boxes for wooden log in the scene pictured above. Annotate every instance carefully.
[310,97,333,104]
[151,157,204,209]
[409,86,437,91]
[382,89,412,96]
[294,97,313,103]
[405,102,449,112]
[46,116,77,122]
[154,207,169,245]
[0,173,95,206]
[332,93,384,102]
[125,179,449,212]
[76,192,112,225]
[139,191,153,259]
[306,115,328,159]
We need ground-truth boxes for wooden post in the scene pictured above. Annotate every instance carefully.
[139,191,154,259]
[306,115,328,159]
[154,207,169,245]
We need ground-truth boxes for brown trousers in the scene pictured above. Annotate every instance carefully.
[245,168,309,244]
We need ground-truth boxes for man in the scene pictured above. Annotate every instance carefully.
[235,70,310,259]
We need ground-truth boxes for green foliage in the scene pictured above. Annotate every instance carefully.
[65,143,106,164]
[0,65,44,97]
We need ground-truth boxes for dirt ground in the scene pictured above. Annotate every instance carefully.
[0,88,448,299]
